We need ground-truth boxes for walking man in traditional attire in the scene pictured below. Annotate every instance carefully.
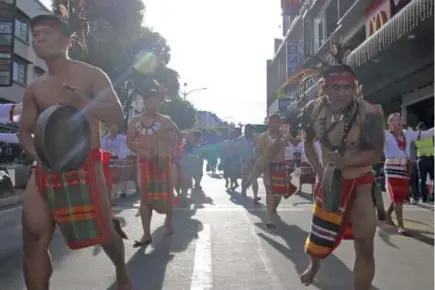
[255,114,297,228]
[19,14,131,289]
[126,80,178,247]
[299,64,385,290]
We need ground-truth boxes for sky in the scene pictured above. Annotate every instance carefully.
[41,0,282,124]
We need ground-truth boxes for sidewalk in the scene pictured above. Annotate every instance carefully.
[0,189,24,208]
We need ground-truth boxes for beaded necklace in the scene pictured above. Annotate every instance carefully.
[318,100,359,155]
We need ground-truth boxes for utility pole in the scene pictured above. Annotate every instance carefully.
[181,82,208,101]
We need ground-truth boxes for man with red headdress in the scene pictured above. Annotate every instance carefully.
[300,64,385,290]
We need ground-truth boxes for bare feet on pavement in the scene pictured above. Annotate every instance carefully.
[117,270,132,290]
[300,259,320,286]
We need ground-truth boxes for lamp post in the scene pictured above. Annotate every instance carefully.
[181,82,208,100]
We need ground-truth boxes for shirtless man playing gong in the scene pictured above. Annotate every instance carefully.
[300,64,384,290]
[19,15,131,289]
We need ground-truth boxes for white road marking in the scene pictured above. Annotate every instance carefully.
[0,205,21,215]
[169,206,432,212]
[190,223,212,290]
[242,210,286,290]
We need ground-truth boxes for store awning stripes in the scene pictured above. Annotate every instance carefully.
[347,0,434,67]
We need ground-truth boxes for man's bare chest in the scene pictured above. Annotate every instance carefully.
[33,76,91,110]
[312,108,362,152]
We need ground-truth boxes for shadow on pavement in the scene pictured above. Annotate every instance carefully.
[0,219,76,290]
[111,193,140,215]
[414,202,434,212]
[184,188,215,210]
[291,190,315,206]
[106,228,174,290]
[257,222,380,290]
[377,226,400,249]
[91,194,139,256]
[227,190,380,290]
[377,223,434,247]
[227,190,269,223]
[106,202,203,290]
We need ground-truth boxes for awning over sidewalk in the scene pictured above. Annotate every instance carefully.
[347,0,434,67]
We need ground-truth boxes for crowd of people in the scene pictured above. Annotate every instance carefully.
[0,13,433,290]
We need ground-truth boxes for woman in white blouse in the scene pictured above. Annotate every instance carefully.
[384,113,434,235]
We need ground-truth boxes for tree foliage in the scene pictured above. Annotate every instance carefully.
[160,97,196,130]
[51,0,180,105]
[51,0,197,129]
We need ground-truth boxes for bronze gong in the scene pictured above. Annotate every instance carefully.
[321,166,343,212]
[34,104,92,172]
[371,180,386,221]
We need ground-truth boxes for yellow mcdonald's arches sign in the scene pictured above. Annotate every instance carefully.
[368,10,389,36]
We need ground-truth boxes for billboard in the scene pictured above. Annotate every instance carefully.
[286,41,300,77]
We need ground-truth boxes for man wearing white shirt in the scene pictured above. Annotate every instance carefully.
[101,125,125,201]
[0,103,22,123]
[116,133,138,197]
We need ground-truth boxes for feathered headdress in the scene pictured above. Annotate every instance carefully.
[55,0,90,56]
[140,79,169,101]
[286,38,352,88]
[282,39,353,119]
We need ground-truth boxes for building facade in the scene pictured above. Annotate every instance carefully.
[0,0,49,104]
[267,0,434,127]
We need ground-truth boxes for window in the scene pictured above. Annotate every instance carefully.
[0,22,13,34]
[0,69,11,86]
[0,34,12,45]
[15,12,29,42]
[314,18,324,52]
[0,54,11,86]
[33,66,45,79]
[12,59,27,85]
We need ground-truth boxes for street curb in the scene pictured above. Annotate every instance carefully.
[0,195,24,208]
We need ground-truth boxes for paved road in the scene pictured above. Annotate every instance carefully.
[0,173,433,290]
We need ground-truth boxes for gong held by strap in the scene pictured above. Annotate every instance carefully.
[34,104,92,172]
